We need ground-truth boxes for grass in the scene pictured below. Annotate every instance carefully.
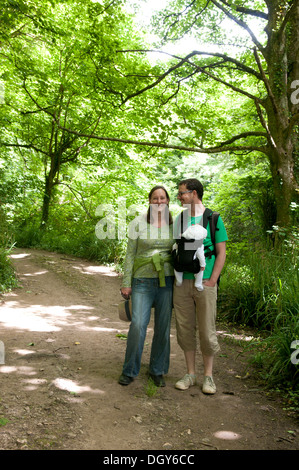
[144,377,160,398]
[0,417,10,427]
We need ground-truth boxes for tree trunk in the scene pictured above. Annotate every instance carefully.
[269,148,297,227]
[40,154,59,228]
[263,0,299,227]
[41,175,54,228]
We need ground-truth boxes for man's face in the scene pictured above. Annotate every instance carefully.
[177,184,195,206]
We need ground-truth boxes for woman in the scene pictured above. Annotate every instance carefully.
[118,186,174,387]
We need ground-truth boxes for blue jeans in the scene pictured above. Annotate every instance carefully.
[122,276,174,378]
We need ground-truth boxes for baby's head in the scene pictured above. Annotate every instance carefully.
[183,225,207,241]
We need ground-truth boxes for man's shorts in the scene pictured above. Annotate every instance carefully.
[173,279,220,356]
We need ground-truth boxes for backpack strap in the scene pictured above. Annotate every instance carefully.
[204,208,221,286]
[175,209,188,240]
[202,208,220,259]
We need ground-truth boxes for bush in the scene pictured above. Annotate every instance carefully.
[0,246,18,293]
[219,244,298,330]
[259,311,299,389]
[219,239,299,391]
[13,215,127,267]
[0,208,18,293]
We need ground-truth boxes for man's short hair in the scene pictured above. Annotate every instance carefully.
[179,178,204,200]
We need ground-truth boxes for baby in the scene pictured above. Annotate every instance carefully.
[173,224,207,291]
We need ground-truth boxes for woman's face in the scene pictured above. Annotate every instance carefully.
[149,188,169,213]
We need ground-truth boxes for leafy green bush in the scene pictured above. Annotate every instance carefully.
[219,243,298,329]
[0,208,18,293]
[0,246,18,293]
[219,237,299,391]
[258,311,299,389]
[13,212,127,266]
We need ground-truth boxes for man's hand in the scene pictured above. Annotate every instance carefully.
[203,279,216,287]
[204,241,226,288]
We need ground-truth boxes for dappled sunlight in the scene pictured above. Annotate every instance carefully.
[10,253,31,259]
[14,348,35,356]
[0,365,37,375]
[89,326,122,333]
[213,430,241,441]
[0,301,95,333]
[53,377,105,395]
[23,270,48,277]
[72,264,118,278]
[217,330,254,342]
[23,378,48,391]
[66,305,94,312]
[0,364,105,395]
[4,249,122,336]
[0,305,60,332]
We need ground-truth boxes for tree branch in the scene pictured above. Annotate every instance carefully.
[188,60,261,102]
[253,47,278,114]
[117,49,262,80]
[121,51,202,104]
[218,1,268,20]
[162,0,210,41]
[210,0,265,53]
[23,77,56,119]
[56,124,268,156]
[254,99,276,149]
[56,182,94,221]
[234,7,268,20]
[117,49,262,105]
[278,1,298,36]
[212,131,268,148]
[1,142,48,156]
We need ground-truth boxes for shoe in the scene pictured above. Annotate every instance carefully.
[202,376,216,394]
[149,374,166,387]
[175,373,196,390]
[118,374,134,385]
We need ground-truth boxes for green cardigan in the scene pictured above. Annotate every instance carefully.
[122,215,174,288]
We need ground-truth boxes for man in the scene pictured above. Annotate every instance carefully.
[173,178,227,394]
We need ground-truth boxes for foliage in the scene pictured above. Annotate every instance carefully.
[0,245,18,293]
[218,227,299,392]
[0,208,18,293]
[219,241,298,328]
[258,311,299,389]
[149,0,299,227]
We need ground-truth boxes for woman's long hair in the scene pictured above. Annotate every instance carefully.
[146,185,173,225]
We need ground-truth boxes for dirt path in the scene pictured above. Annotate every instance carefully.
[0,247,298,451]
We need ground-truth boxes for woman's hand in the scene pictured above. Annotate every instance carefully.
[120,287,132,300]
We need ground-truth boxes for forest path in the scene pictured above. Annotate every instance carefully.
[0,247,298,451]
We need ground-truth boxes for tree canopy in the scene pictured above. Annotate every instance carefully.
[0,0,298,231]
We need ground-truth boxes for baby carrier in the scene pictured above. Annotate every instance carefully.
[172,208,219,274]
